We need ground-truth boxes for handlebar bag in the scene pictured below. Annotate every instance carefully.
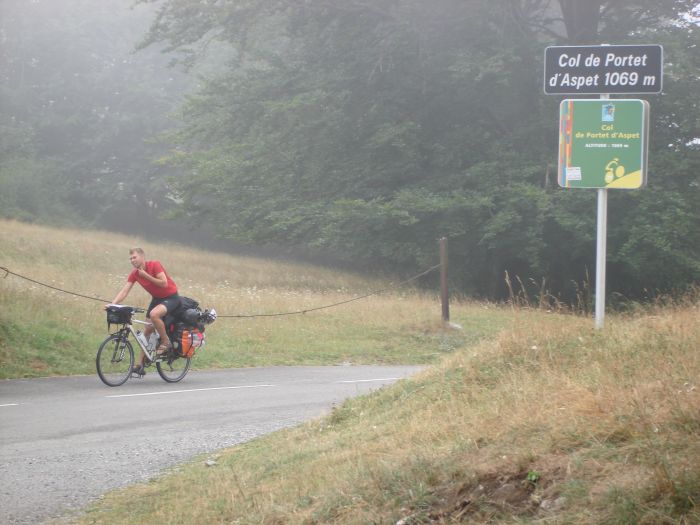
[106,306,133,326]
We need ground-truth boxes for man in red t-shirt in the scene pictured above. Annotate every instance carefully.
[109,247,180,374]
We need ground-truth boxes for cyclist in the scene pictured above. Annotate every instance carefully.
[108,247,179,375]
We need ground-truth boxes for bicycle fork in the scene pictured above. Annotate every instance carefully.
[112,335,130,364]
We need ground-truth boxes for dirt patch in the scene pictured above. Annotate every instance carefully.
[400,459,571,523]
[430,471,539,522]
[29,358,49,371]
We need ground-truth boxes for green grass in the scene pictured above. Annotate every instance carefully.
[0,288,106,378]
[6,219,698,524]
[0,285,509,378]
[73,303,700,525]
[0,219,510,377]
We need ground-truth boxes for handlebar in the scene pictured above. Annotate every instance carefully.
[106,304,145,313]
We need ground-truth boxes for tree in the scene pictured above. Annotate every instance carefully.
[559,0,602,43]
[0,0,190,227]
[142,0,699,297]
[9,0,696,299]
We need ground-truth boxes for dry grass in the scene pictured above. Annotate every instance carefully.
[0,218,386,303]
[0,219,508,377]
[71,298,700,524]
[6,220,697,523]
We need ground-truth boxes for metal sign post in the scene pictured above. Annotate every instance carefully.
[596,92,609,330]
[546,43,659,329]
[595,184,608,329]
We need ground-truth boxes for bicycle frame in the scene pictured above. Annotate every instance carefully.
[129,319,158,361]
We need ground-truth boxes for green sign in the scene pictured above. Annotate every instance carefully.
[558,99,649,189]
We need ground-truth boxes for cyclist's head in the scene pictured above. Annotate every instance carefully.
[129,247,145,267]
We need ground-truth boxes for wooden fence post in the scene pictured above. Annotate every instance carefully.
[440,237,449,322]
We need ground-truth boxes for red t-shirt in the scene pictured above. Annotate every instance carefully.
[127,260,178,298]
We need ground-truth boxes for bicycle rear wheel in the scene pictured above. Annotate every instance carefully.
[156,352,191,383]
[96,334,134,387]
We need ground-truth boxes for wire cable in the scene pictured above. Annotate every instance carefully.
[0,266,111,303]
[0,263,441,319]
[217,263,442,318]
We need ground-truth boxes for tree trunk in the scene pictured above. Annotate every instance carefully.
[558,0,602,44]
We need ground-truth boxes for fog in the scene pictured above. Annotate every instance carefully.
[2,0,699,296]
[0,0,258,254]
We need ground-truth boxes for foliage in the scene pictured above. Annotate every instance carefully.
[0,0,188,227]
[2,0,699,299]
[136,0,700,299]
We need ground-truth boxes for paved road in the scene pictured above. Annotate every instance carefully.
[0,365,422,525]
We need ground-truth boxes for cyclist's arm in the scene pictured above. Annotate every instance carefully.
[111,281,135,304]
[137,269,168,288]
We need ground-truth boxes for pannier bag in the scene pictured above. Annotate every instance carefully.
[168,296,216,357]
[176,328,205,358]
[175,296,217,328]
[179,296,199,311]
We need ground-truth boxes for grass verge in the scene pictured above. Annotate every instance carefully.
[73,301,699,524]
[0,219,509,377]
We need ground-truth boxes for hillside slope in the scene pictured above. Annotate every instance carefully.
[0,219,507,378]
[74,300,700,524]
[3,220,698,523]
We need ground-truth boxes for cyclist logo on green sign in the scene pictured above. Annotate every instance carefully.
[604,158,626,184]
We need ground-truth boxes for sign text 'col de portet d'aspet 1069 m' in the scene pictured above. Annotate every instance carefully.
[544,44,663,95]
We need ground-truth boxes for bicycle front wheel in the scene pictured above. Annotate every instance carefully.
[96,334,134,387]
[156,353,191,383]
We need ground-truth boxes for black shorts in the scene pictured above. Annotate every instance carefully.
[147,293,180,318]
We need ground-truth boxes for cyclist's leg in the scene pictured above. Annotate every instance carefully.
[147,294,180,354]
[137,297,160,368]
[135,348,147,369]
[141,324,157,365]
[149,303,171,351]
